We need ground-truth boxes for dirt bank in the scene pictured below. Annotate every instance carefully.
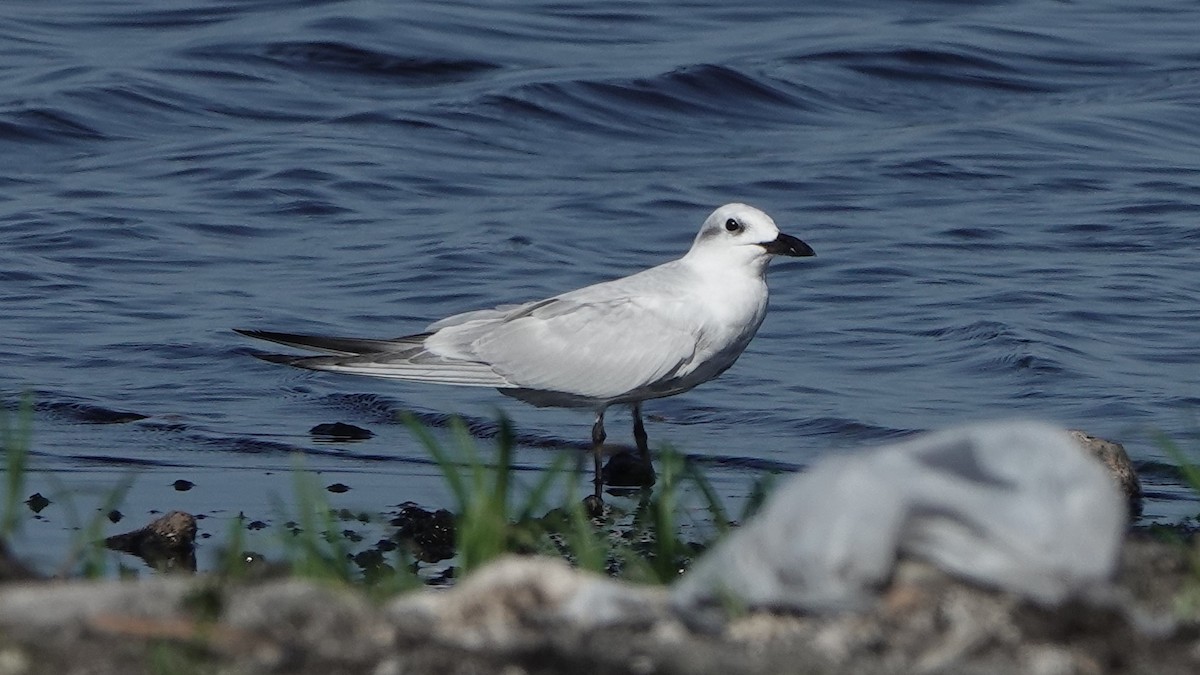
[0,532,1195,674]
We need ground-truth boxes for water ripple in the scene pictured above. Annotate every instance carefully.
[2,0,1199,534]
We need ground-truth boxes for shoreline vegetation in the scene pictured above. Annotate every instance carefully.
[1,404,1199,673]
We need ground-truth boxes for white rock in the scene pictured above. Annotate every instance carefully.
[673,421,1127,612]
[387,556,668,648]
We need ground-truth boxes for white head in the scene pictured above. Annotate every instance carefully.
[686,203,814,272]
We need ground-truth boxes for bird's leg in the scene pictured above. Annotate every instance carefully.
[632,402,656,485]
[590,409,607,502]
[632,402,650,459]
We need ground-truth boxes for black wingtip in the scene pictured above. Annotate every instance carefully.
[246,351,304,365]
[233,328,321,350]
[235,329,306,364]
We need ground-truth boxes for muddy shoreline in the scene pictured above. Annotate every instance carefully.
[0,425,1194,673]
[0,529,1195,674]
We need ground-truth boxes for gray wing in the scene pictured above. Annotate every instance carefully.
[424,302,538,331]
[238,261,704,395]
[424,295,701,400]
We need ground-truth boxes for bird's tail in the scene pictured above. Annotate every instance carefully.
[234,328,514,387]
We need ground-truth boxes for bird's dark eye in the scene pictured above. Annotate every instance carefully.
[724,218,742,233]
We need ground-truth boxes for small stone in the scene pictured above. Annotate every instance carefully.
[172,480,195,492]
[105,511,198,572]
[1068,430,1142,515]
[582,494,606,519]
[390,502,455,563]
[24,493,50,514]
[310,422,373,441]
[602,450,657,488]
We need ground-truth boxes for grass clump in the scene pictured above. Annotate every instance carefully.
[405,413,735,585]
[230,456,424,598]
[275,459,358,582]
[404,414,590,575]
[2,398,737,590]
[2,394,135,578]
[1154,433,1200,619]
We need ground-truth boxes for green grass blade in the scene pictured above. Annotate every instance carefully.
[682,456,730,536]
[1,393,34,538]
[1154,432,1200,494]
[491,417,514,515]
[517,451,572,522]
[402,413,469,508]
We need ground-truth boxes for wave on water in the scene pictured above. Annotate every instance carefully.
[0,109,106,144]
[793,46,1064,94]
[31,397,149,425]
[447,63,824,141]
[258,41,500,82]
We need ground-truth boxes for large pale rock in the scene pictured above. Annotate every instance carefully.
[673,421,1128,612]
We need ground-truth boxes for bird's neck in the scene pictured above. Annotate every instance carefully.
[680,254,770,324]
[683,249,771,279]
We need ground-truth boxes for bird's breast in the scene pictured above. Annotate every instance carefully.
[683,275,768,368]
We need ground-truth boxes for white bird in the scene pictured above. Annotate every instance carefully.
[237,203,814,510]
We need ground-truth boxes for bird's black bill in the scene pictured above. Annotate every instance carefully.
[762,232,815,257]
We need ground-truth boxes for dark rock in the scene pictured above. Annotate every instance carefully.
[1069,429,1143,515]
[105,511,198,572]
[310,422,374,441]
[602,449,657,488]
[25,493,50,514]
[171,480,195,492]
[390,502,455,563]
[0,540,39,581]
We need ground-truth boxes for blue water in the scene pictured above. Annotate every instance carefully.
[3,0,1199,570]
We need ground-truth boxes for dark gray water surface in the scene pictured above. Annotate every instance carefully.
[3,0,1199,570]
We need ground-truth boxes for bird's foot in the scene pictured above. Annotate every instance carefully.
[582,494,606,518]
